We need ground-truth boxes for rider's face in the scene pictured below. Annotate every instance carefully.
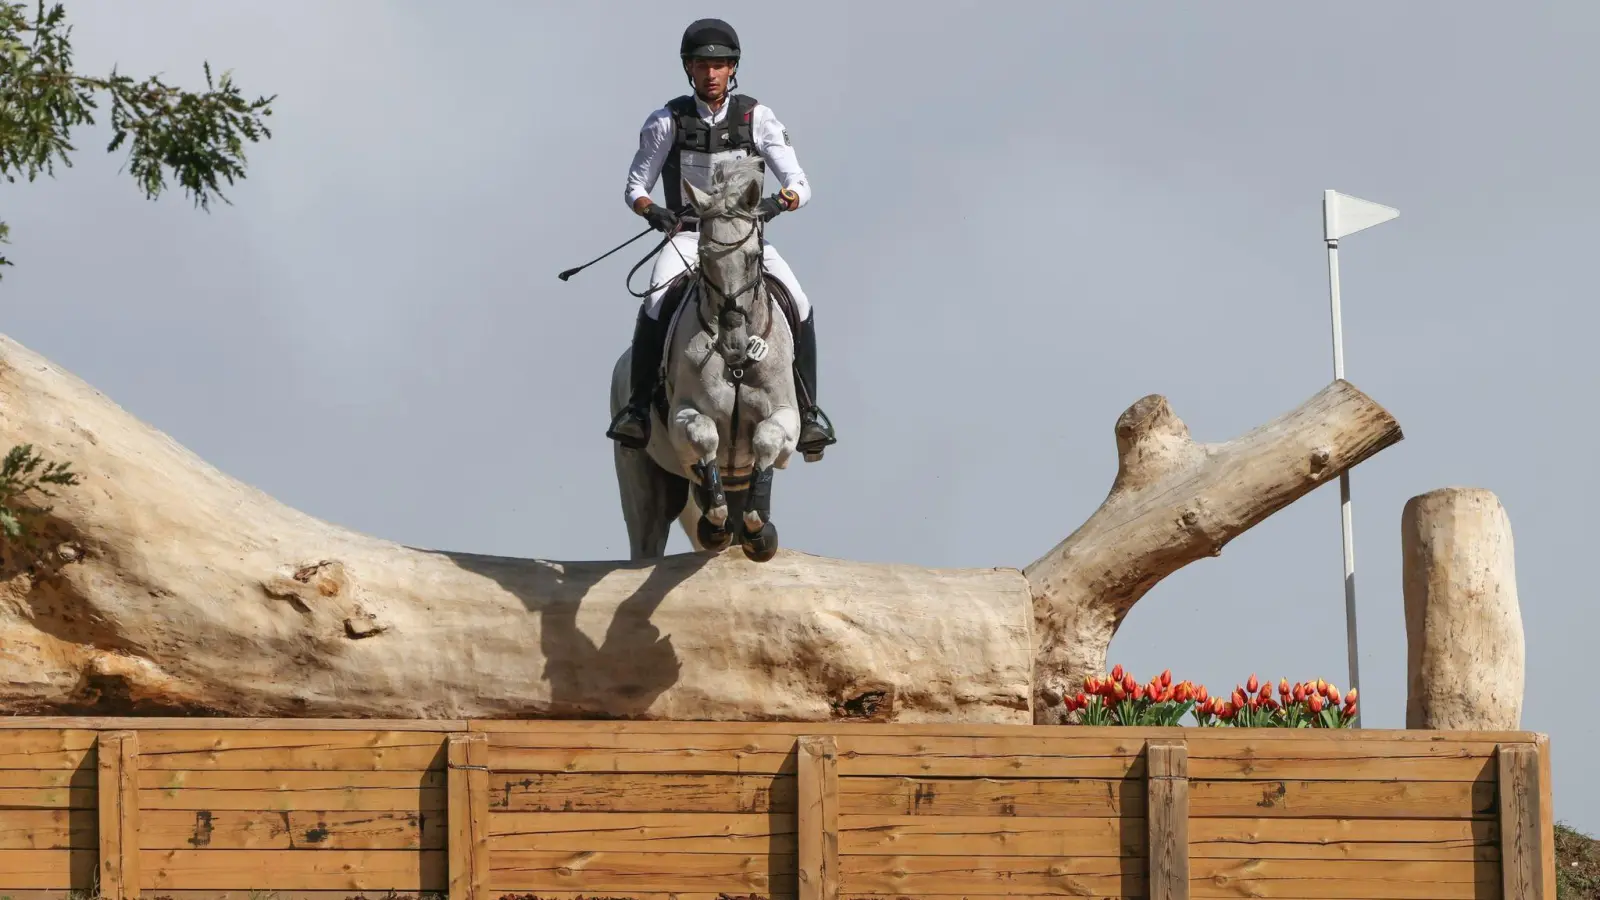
[686,57,735,101]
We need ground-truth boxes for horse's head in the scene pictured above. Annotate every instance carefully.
[681,156,767,362]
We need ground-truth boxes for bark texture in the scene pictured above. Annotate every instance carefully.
[1402,486,1524,730]
[1,331,1403,724]
[1025,381,1404,724]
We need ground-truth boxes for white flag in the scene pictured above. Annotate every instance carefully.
[1324,190,1398,241]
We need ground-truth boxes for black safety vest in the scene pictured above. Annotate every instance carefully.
[662,93,763,215]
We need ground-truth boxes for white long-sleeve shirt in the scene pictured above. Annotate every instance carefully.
[624,94,811,211]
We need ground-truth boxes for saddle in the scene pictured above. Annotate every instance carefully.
[651,271,803,423]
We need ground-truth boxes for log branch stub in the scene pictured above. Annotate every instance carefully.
[1025,379,1403,724]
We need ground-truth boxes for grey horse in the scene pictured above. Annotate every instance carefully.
[608,156,804,561]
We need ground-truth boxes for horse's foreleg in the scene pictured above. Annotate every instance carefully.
[671,406,731,550]
[739,416,789,562]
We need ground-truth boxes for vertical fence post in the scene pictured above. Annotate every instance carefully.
[1146,739,1189,900]
[448,732,490,900]
[1497,742,1549,899]
[797,735,839,900]
[96,730,140,900]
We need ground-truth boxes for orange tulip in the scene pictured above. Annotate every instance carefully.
[1247,673,1260,694]
[1161,669,1173,688]
[1329,686,1342,705]
[1278,677,1290,698]
[1085,676,1101,695]
[1345,688,1358,704]
[1293,684,1307,703]
[1196,685,1210,703]
[1309,693,1325,713]
[1123,673,1137,694]
[1257,684,1272,702]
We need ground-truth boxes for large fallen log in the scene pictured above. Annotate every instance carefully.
[0,331,1400,723]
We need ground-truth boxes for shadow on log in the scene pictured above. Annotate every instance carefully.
[0,332,1400,724]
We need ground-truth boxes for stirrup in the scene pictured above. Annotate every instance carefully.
[797,407,836,459]
[607,406,651,449]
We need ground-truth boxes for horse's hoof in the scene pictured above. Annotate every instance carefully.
[698,516,732,552]
[803,449,824,463]
[741,522,779,562]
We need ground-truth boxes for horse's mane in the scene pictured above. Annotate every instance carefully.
[694,156,765,219]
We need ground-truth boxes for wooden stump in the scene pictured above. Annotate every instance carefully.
[1403,486,1525,730]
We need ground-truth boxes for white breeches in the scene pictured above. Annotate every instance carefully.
[643,231,811,322]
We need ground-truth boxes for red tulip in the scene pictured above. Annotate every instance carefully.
[1329,686,1342,705]
[1196,685,1210,703]
[1111,664,1124,682]
[1085,676,1101,695]
[1232,688,1247,709]
[1309,693,1325,713]
[1257,684,1272,702]
[1247,673,1260,694]
[1123,673,1137,694]
[1075,692,1089,709]
[1293,684,1307,703]
[1161,669,1173,688]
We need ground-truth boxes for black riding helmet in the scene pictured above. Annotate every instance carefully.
[680,18,740,61]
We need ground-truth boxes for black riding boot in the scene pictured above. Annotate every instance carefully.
[793,311,836,455]
[606,308,667,449]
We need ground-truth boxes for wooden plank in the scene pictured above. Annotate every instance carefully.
[0,809,96,849]
[447,732,489,900]
[1189,857,1499,898]
[1537,733,1556,900]
[1498,742,1545,899]
[0,717,467,731]
[140,809,443,850]
[839,853,1145,896]
[465,718,1545,743]
[1147,740,1188,900]
[490,812,793,853]
[834,734,1144,779]
[0,763,97,807]
[137,730,448,770]
[491,772,796,813]
[1191,817,1499,861]
[1185,739,1498,782]
[798,735,839,900]
[139,770,446,811]
[840,814,1143,857]
[140,848,446,890]
[1189,779,1495,818]
[491,743,798,775]
[97,729,140,900]
[0,848,98,889]
[839,775,1143,817]
[0,729,98,768]
[490,849,794,893]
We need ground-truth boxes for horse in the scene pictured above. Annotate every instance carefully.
[608,155,805,562]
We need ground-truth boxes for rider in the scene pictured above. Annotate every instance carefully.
[606,17,837,457]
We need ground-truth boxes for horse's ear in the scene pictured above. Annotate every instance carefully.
[682,178,712,213]
[743,173,762,210]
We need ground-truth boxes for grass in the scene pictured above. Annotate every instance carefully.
[1559,820,1600,899]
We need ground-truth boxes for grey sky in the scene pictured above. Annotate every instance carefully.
[6,1,1597,829]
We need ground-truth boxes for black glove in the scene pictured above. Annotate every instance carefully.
[640,203,677,232]
[757,195,785,222]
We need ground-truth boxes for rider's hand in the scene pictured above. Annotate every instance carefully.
[639,202,677,232]
[757,195,785,222]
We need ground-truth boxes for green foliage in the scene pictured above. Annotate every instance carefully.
[0,442,80,543]
[1558,820,1600,899]
[0,0,275,276]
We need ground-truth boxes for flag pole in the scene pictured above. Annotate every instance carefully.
[1320,188,1397,728]
[1324,228,1361,726]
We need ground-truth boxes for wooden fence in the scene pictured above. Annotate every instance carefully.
[0,717,1555,900]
